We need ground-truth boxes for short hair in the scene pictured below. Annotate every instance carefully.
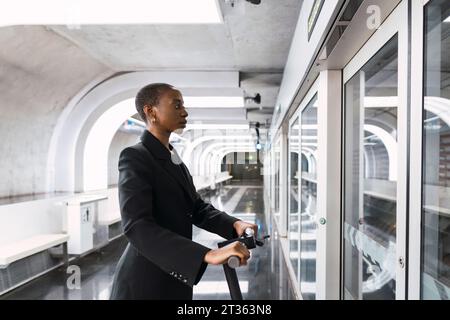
[135,83,174,123]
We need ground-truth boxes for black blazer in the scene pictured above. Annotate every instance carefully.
[109,130,240,300]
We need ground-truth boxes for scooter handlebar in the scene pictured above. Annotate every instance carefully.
[220,227,270,300]
[218,227,270,269]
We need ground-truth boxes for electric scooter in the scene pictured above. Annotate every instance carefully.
[218,228,270,300]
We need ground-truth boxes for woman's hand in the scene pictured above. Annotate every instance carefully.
[233,220,258,238]
[203,242,251,266]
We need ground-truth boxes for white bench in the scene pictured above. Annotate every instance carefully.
[99,211,121,226]
[215,172,233,184]
[0,234,69,268]
[98,211,123,242]
[193,176,213,191]
[215,175,233,184]
[99,217,121,225]
[193,174,232,192]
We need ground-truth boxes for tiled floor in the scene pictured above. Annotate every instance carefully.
[1,181,295,300]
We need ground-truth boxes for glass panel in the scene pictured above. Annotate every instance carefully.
[422,0,450,300]
[274,136,281,223]
[288,117,301,285]
[269,148,274,212]
[344,35,398,300]
[300,94,318,300]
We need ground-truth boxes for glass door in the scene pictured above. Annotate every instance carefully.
[342,1,408,300]
[420,0,450,300]
[288,116,303,288]
[288,81,319,299]
[273,135,281,224]
[288,116,301,287]
[299,95,318,300]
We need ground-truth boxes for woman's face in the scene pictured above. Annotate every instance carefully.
[151,88,188,132]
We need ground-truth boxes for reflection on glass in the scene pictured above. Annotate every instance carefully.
[422,0,450,300]
[274,136,281,222]
[288,118,300,280]
[288,96,318,299]
[300,95,318,300]
[344,36,398,300]
[267,151,272,211]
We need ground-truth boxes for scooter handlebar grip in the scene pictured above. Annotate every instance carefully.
[244,228,254,237]
[227,256,240,269]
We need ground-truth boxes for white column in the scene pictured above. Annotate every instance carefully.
[408,0,425,300]
[316,69,342,300]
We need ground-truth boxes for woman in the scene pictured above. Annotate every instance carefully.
[110,83,256,300]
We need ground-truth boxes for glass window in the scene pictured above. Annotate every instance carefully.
[299,95,318,300]
[266,151,272,208]
[422,0,450,300]
[344,35,398,300]
[266,133,273,211]
[273,135,281,223]
[288,94,318,300]
[288,117,301,286]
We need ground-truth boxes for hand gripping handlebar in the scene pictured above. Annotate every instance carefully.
[217,227,270,300]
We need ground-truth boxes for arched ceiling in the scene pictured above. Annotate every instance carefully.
[47,0,302,123]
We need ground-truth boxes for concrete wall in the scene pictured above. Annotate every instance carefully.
[0,26,111,198]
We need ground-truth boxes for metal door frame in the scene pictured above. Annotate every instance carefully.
[342,0,409,299]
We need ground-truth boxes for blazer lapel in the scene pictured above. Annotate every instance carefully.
[141,130,195,201]
[179,163,197,194]
[162,160,196,200]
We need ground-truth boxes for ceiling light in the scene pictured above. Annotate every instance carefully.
[185,124,249,130]
[180,87,245,108]
[126,117,145,128]
[1,0,223,26]
[184,96,245,108]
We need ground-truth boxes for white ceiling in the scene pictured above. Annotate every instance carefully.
[48,0,303,125]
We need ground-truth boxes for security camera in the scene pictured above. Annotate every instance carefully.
[225,0,260,9]
[245,93,261,104]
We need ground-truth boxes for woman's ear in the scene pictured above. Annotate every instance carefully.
[144,105,157,124]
